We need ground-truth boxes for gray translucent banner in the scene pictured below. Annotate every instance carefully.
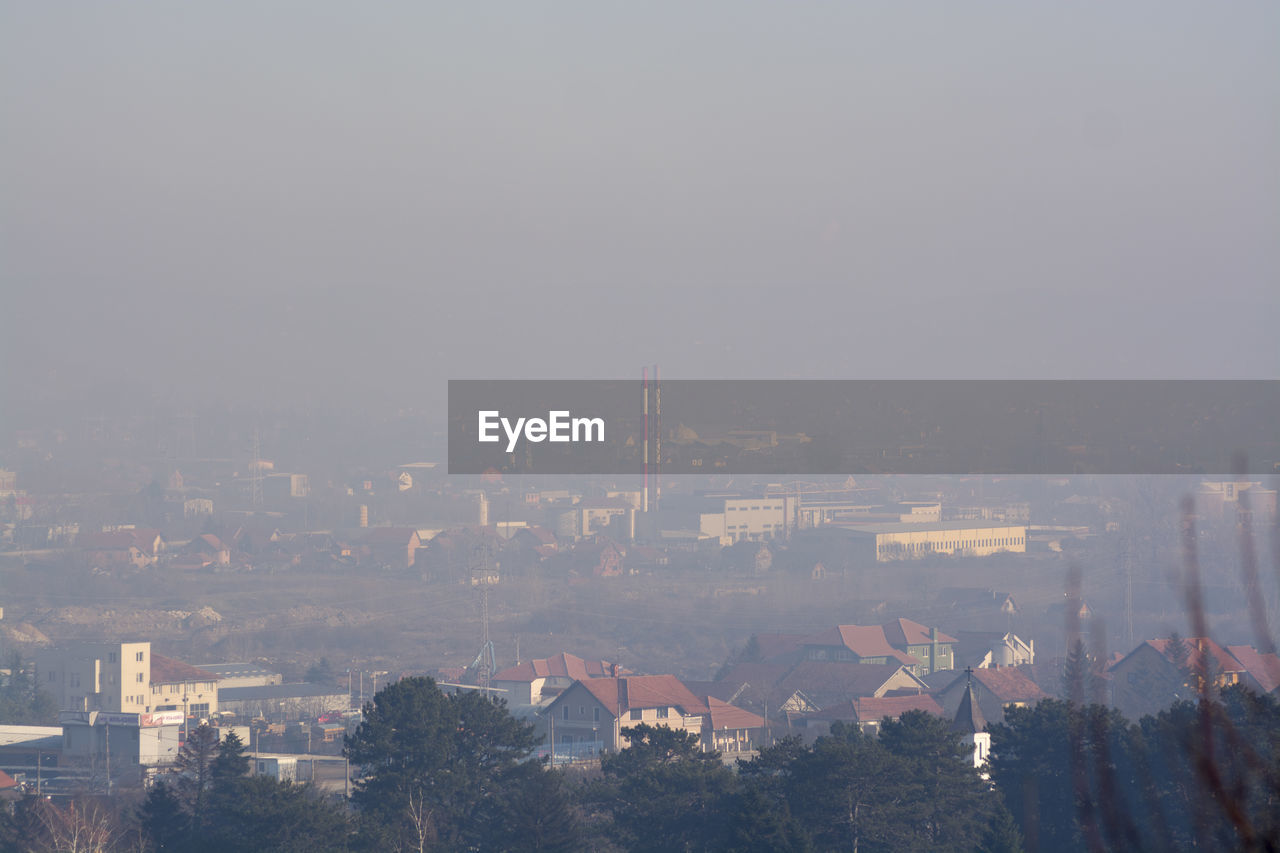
[448,380,1279,476]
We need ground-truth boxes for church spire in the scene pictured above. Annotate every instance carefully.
[951,667,987,735]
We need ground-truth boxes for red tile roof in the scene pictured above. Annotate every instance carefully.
[1227,645,1280,693]
[806,625,903,659]
[949,667,1048,703]
[575,675,709,715]
[778,661,924,707]
[150,654,221,685]
[1146,637,1244,677]
[806,694,944,722]
[703,697,765,731]
[749,633,809,662]
[881,618,957,647]
[492,653,624,683]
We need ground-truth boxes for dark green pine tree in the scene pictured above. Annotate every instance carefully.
[472,763,582,852]
[597,723,739,853]
[878,709,997,852]
[204,775,351,853]
[173,723,221,827]
[211,729,251,786]
[783,721,918,853]
[139,780,192,852]
[344,676,539,850]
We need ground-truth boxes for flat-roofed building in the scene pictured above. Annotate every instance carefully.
[841,521,1026,561]
[35,643,152,713]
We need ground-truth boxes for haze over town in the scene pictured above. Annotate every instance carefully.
[2,3,1278,851]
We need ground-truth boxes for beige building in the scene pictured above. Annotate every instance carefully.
[843,521,1026,561]
[149,655,221,719]
[35,642,151,713]
[722,497,787,543]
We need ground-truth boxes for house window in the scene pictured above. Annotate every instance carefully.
[629,709,642,721]
[562,706,569,721]
[593,707,600,722]
[136,652,145,662]
[70,674,80,688]
[656,707,668,719]
[136,672,145,682]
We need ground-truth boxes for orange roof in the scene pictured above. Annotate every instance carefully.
[0,770,17,789]
[749,633,809,662]
[1227,645,1280,693]
[1144,637,1245,676]
[807,693,944,722]
[704,697,765,730]
[959,667,1048,702]
[575,676,709,715]
[881,618,957,647]
[806,625,903,659]
[492,653,623,683]
[778,661,922,705]
[151,654,221,685]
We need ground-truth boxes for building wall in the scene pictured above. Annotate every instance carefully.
[548,682,704,755]
[723,499,786,543]
[35,643,151,713]
[869,525,1026,561]
[150,680,219,718]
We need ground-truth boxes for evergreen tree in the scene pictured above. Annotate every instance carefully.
[879,709,997,851]
[205,776,351,853]
[596,724,738,853]
[173,723,220,826]
[211,729,250,786]
[0,651,57,725]
[344,676,539,850]
[472,763,582,852]
[140,781,192,852]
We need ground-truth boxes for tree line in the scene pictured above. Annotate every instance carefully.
[1,676,1277,851]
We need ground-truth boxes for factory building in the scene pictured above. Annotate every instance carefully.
[842,521,1027,562]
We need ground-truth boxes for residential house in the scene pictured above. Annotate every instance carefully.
[701,697,766,754]
[544,675,710,758]
[360,527,422,569]
[954,631,1035,670]
[176,534,232,568]
[1226,645,1280,696]
[78,529,165,569]
[880,618,957,675]
[795,694,945,742]
[491,653,626,706]
[935,667,1049,726]
[799,619,957,676]
[1107,637,1247,721]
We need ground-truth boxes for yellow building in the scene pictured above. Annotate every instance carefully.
[844,521,1027,562]
[35,642,151,713]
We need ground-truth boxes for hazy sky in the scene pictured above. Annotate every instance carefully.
[4,3,1278,413]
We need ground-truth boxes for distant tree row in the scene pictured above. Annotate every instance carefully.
[1,677,1277,851]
